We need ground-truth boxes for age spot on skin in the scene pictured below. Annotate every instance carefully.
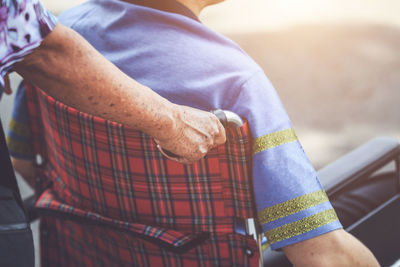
[88,96,94,101]
[109,103,115,107]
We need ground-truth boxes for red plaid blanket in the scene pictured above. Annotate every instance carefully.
[26,84,259,267]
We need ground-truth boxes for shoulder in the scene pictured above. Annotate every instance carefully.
[58,2,98,28]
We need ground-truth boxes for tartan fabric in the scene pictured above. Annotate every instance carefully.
[39,217,259,267]
[25,84,259,266]
[36,189,207,249]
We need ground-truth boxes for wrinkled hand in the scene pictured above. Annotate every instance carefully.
[154,105,226,164]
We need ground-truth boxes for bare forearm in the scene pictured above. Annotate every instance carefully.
[14,24,225,163]
[282,229,380,267]
[14,24,175,140]
[10,158,35,187]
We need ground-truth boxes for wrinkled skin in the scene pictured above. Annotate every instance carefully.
[14,24,226,164]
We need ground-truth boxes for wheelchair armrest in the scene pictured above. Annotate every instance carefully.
[318,136,400,197]
[263,136,400,267]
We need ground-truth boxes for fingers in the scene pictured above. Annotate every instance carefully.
[211,113,226,146]
[154,107,228,164]
[156,143,180,161]
[155,116,226,165]
[155,141,206,165]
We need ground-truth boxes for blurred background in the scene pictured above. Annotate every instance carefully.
[1,0,400,167]
[203,0,400,169]
[3,0,399,169]
[0,1,399,266]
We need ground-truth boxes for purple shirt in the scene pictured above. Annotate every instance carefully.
[9,0,342,250]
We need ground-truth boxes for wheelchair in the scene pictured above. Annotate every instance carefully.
[21,85,400,266]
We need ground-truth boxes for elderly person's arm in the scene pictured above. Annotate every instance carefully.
[14,24,225,164]
[282,229,380,267]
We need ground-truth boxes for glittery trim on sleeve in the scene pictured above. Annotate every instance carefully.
[258,190,330,225]
[8,118,31,138]
[264,208,339,244]
[6,135,33,157]
[252,128,298,154]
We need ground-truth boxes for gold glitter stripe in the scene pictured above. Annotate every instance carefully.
[6,136,33,155]
[253,128,298,154]
[264,208,339,245]
[258,190,329,225]
[8,118,31,138]
[261,242,270,252]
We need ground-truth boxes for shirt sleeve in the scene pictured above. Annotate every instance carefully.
[6,81,34,159]
[229,71,342,250]
[0,0,57,89]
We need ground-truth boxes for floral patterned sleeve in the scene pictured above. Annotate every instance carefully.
[0,0,57,89]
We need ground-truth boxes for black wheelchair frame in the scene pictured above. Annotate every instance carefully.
[263,136,400,267]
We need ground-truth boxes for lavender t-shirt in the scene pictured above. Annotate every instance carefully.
[9,0,343,249]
